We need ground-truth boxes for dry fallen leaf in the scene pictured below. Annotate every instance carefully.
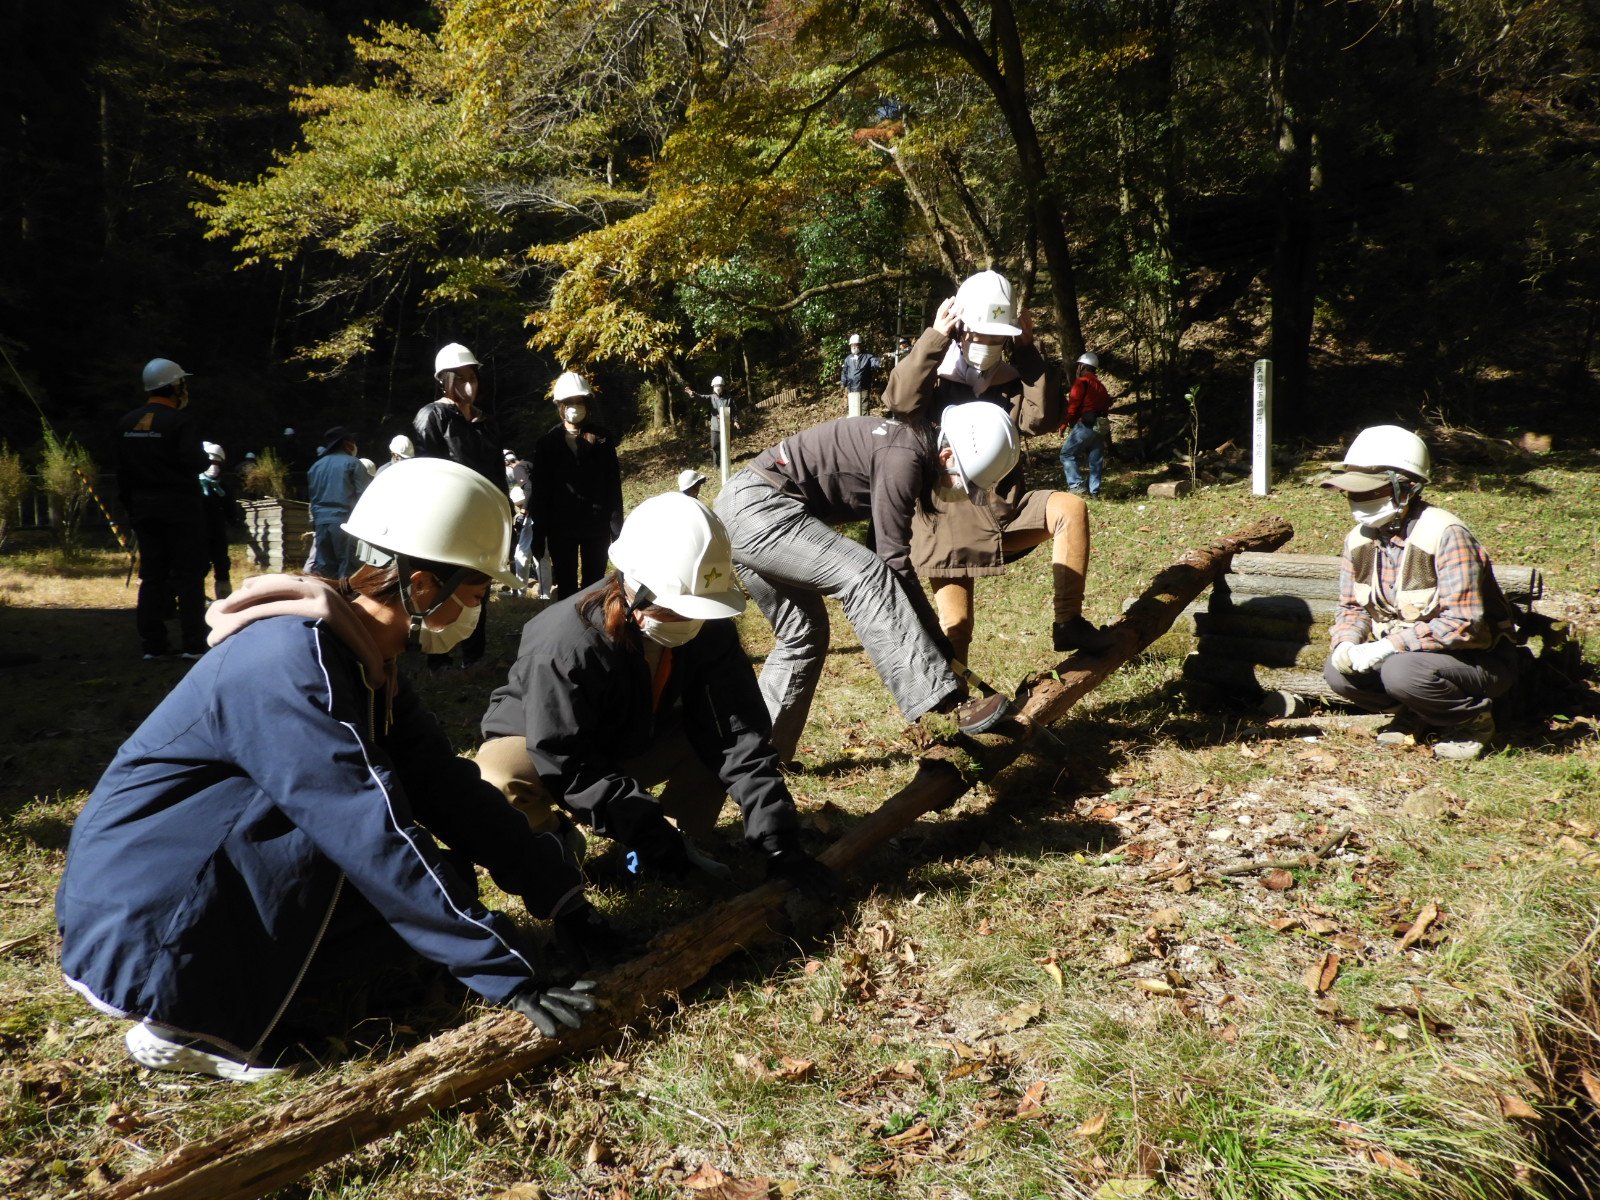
[880,1120,933,1148]
[1261,868,1296,892]
[994,1000,1042,1033]
[1266,916,1302,933]
[1398,902,1440,951]
[1580,1067,1600,1109]
[774,1057,815,1082]
[584,1138,611,1166]
[1303,952,1341,996]
[1148,907,1183,929]
[1016,1080,1049,1116]
[1073,1111,1108,1137]
[976,918,994,936]
[493,1185,547,1200]
[1094,1179,1156,1199]
[1134,978,1177,996]
[1498,1092,1540,1120]
[1367,1148,1421,1177]
[1172,875,1195,894]
[1038,957,1065,988]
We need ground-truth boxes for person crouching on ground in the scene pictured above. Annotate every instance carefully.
[56,458,599,1083]
[883,269,1112,663]
[1321,424,1521,761]
[476,491,836,912]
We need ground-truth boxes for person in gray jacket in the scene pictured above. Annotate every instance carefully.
[713,404,1021,763]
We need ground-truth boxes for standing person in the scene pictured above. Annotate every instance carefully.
[531,371,624,601]
[197,441,235,600]
[414,342,507,668]
[116,358,209,661]
[1321,425,1522,761]
[714,404,1022,762]
[1059,351,1112,498]
[839,334,882,417]
[893,335,913,365]
[477,491,835,904]
[56,458,599,1082]
[677,468,707,499]
[883,269,1112,664]
[305,426,369,580]
[683,376,737,465]
[378,434,415,475]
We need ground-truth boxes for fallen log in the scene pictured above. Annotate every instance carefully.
[93,514,1293,1200]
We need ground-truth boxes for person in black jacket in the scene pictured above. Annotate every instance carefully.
[477,491,834,900]
[413,342,507,667]
[57,458,597,1082]
[530,371,624,600]
[117,358,209,659]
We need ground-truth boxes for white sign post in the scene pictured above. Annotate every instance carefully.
[1251,358,1273,496]
[716,396,732,483]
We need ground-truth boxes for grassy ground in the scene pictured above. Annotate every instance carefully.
[2,414,1599,1199]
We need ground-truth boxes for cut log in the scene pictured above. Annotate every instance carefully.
[95,515,1294,1200]
[1228,551,1541,602]
[1222,572,1341,602]
[1207,589,1339,620]
[1192,609,1328,645]
[1196,634,1327,670]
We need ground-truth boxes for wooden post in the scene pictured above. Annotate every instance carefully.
[95,516,1294,1200]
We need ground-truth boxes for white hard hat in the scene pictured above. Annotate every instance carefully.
[711,376,725,388]
[608,491,746,620]
[434,342,480,377]
[954,270,1023,337]
[388,434,415,459]
[503,448,516,462]
[553,371,592,402]
[1323,424,1432,491]
[142,358,191,392]
[940,401,1021,497]
[201,441,226,464]
[848,333,861,345]
[1077,351,1099,370]
[677,468,707,493]
[359,457,377,476]
[342,457,519,589]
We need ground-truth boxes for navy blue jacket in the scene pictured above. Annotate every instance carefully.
[480,585,799,853]
[57,615,577,1054]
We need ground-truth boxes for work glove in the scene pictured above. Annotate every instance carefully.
[552,901,643,972]
[507,979,598,1039]
[625,817,733,885]
[1332,637,1398,676]
[763,833,839,900]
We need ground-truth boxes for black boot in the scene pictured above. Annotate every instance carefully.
[1052,616,1113,655]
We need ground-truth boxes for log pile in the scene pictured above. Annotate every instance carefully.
[1180,550,1547,700]
[93,515,1295,1200]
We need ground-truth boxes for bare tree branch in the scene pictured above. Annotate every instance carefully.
[680,267,910,314]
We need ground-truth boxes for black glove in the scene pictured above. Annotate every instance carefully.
[765,847,840,900]
[507,979,599,1038]
[625,815,693,881]
[552,902,640,972]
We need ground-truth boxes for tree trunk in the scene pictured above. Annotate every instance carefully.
[95,516,1294,1200]
[1267,0,1320,440]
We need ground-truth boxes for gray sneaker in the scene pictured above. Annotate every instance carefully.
[125,1020,287,1082]
[1432,712,1496,761]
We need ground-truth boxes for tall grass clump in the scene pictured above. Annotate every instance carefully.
[37,429,98,549]
[0,443,26,550]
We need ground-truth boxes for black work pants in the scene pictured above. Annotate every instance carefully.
[547,530,611,599]
[134,513,208,655]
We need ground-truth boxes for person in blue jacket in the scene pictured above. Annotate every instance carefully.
[56,458,598,1082]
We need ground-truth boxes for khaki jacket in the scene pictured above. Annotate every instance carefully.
[881,326,1063,577]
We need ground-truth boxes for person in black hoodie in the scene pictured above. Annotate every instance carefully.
[530,371,624,600]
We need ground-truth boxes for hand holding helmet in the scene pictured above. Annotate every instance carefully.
[934,296,962,338]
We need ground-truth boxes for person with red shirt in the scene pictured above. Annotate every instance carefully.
[1059,351,1111,498]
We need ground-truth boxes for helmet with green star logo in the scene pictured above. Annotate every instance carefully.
[608,490,747,619]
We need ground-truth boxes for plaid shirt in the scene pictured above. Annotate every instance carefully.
[1331,509,1497,652]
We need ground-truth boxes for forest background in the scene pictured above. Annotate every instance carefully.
[2,0,1598,471]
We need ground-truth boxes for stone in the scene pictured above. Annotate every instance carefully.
[1147,479,1195,499]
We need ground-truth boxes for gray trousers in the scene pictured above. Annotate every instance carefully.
[715,470,960,760]
[1322,640,1520,728]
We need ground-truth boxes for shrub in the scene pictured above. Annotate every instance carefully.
[38,430,98,548]
[0,444,25,551]
[241,448,289,498]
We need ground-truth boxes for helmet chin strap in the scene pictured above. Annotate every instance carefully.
[396,557,472,651]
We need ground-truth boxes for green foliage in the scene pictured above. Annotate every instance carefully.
[36,431,98,549]
[241,448,290,498]
[0,444,25,551]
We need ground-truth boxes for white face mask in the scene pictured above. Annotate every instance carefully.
[639,614,704,647]
[964,341,1003,371]
[935,481,969,504]
[562,403,587,425]
[1349,496,1400,530]
[417,600,480,654]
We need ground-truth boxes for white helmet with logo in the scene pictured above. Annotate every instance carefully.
[142,358,191,392]
[939,402,1021,497]
[1322,424,1432,493]
[553,371,592,402]
[608,491,746,620]
[954,270,1023,337]
[342,457,518,589]
[433,343,480,378]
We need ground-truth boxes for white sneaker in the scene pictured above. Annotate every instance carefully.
[125,1021,286,1082]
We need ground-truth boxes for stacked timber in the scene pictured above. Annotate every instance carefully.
[240,498,312,573]
[1181,551,1544,700]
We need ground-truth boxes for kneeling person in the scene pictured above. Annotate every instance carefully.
[1321,424,1521,760]
[478,491,834,902]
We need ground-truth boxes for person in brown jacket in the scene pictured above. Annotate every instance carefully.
[882,270,1111,662]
